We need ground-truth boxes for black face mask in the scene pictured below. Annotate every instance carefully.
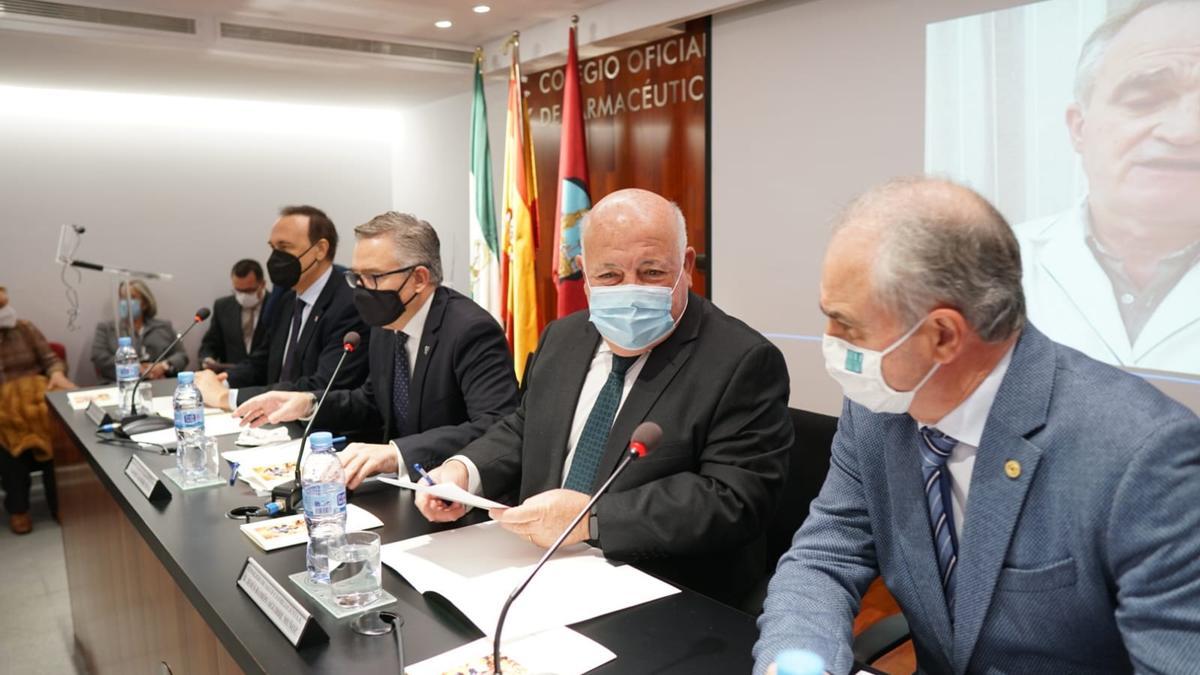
[353,271,416,327]
[267,243,317,289]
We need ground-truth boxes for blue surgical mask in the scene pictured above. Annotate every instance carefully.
[587,266,686,351]
[118,299,142,320]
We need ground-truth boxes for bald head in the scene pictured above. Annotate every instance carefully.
[826,177,1024,342]
[581,188,687,262]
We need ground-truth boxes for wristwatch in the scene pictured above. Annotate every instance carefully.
[587,511,599,544]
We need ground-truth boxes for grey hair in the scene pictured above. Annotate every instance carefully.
[1074,0,1189,105]
[354,212,443,284]
[579,201,688,261]
[833,177,1026,342]
[118,279,157,319]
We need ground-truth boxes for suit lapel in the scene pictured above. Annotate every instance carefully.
[267,291,297,382]
[592,293,702,489]
[539,323,601,490]
[884,415,956,662]
[295,279,336,363]
[951,327,1054,673]
[408,289,447,434]
[379,329,397,438]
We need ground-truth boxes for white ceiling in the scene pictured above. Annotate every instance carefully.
[0,0,610,108]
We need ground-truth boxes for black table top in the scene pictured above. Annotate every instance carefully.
[48,382,759,674]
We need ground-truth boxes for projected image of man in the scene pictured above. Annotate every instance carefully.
[1015,0,1200,374]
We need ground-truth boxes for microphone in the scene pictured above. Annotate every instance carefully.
[269,331,361,515]
[117,307,211,436]
[491,422,662,673]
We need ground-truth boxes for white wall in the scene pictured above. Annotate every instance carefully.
[0,88,397,384]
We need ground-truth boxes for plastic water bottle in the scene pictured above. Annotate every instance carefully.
[173,371,207,483]
[302,431,347,584]
[776,649,826,675]
[115,336,141,417]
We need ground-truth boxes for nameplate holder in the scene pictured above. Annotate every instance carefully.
[237,557,328,649]
[124,455,171,503]
[86,401,115,427]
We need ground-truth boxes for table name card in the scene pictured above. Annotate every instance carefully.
[124,455,171,502]
[236,557,328,648]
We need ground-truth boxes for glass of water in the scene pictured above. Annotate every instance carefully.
[330,531,382,608]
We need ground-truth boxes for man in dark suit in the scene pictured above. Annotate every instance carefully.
[415,189,793,605]
[194,205,369,410]
[198,258,272,369]
[234,212,519,489]
[755,178,1200,674]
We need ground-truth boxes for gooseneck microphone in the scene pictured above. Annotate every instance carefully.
[117,307,211,436]
[269,331,361,515]
[491,421,662,674]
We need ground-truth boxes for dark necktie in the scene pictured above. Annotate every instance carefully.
[563,354,638,493]
[392,331,411,437]
[919,426,960,615]
[281,298,306,380]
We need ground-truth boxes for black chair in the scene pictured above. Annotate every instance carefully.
[741,407,838,614]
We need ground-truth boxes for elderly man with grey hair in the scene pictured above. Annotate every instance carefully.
[412,188,793,606]
[235,211,519,488]
[1015,0,1200,375]
[755,177,1200,674]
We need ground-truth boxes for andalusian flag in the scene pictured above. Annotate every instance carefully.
[468,50,501,322]
[553,21,591,318]
[500,38,540,382]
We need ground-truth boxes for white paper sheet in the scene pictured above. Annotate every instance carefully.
[223,440,302,493]
[381,521,679,639]
[377,475,510,510]
[67,386,120,410]
[128,412,245,445]
[151,395,221,419]
[405,626,615,675]
[240,504,383,551]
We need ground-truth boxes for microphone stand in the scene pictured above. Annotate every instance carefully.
[492,444,646,674]
[118,311,209,436]
[269,338,358,515]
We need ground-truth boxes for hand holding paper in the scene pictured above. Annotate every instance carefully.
[379,474,508,511]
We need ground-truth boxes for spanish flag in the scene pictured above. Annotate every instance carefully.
[553,20,591,318]
[500,36,540,382]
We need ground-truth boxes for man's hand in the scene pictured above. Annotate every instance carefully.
[339,443,399,490]
[414,460,471,523]
[142,361,171,380]
[235,391,313,428]
[489,489,590,548]
[193,369,231,410]
[46,371,77,391]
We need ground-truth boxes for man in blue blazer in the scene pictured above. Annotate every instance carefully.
[755,178,1200,674]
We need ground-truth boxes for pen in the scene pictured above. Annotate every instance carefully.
[331,436,347,446]
[413,463,436,486]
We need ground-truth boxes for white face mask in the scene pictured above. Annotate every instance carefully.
[235,290,262,309]
[0,305,15,329]
[822,317,940,414]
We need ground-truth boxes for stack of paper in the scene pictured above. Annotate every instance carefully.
[67,387,120,410]
[129,412,246,445]
[381,521,679,639]
[240,503,383,551]
[223,441,303,494]
[406,626,614,675]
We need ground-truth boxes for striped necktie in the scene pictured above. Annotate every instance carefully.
[919,426,960,615]
[563,354,638,493]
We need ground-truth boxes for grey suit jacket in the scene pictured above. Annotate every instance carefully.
[755,325,1200,674]
[90,318,189,383]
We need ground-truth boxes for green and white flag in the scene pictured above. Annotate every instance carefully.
[469,52,501,321]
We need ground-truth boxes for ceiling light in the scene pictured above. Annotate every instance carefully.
[435,19,452,28]
[473,5,491,12]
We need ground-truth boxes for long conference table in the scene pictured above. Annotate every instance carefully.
[48,382,761,674]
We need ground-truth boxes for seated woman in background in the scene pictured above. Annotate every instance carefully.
[0,285,76,534]
[90,279,188,383]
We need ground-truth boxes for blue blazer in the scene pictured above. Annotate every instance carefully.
[755,326,1200,674]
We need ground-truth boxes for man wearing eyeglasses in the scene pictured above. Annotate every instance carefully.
[234,212,519,487]
[195,205,370,411]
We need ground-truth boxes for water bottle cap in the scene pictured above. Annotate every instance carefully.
[308,431,333,449]
[118,336,132,347]
[777,649,825,675]
[177,371,194,384]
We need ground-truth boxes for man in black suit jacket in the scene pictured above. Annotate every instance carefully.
[416,189,792,604]
[195,206,369,410]
[198,259,273,368]
[235,212,519,489]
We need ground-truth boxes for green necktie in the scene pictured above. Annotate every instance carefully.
[563,354,638,493]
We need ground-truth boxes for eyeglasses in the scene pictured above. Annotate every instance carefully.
[344,266,417,290]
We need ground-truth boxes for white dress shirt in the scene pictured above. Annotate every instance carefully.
[921,343,1015,538]
[229,266,332,408]
[240,304,261,352]
[390,293,434,479]
[451,340,648,495]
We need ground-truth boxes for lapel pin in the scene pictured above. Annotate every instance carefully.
[424,345,430,355]
[1004,459,1021,479]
